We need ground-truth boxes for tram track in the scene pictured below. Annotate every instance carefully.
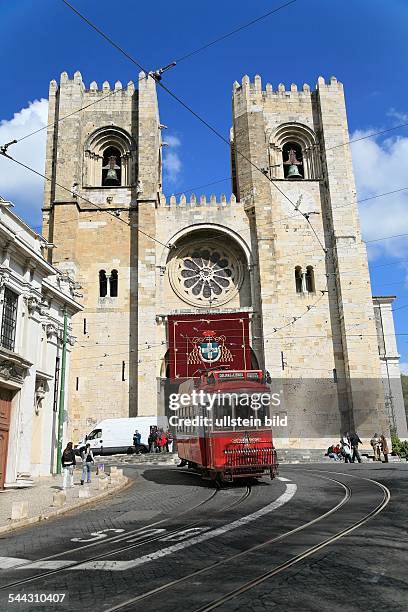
[0,470,391,612]
[193,471,390,611]
[0,479,253,591]
[102,472,351,611]
[102,470,390,612]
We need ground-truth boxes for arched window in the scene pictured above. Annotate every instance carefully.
[305,266,315,293]
[295,265,315,293]
[102,146,121,186]
[84,127,135,188]
[267,123,321,180]
[99,270,107,297]
[110,269,118,297]
[282,142,303,180]
[295,266,303,293]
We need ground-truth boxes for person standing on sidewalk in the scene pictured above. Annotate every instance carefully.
[80,443,95,485]
[380,434,389,463]
[349,432,362,463]
[166,430,173,453]
[340,434,352,463]
[148,426,157,453]
[370,433,381,461]
[62,442,76,489]
[133,429,141,452]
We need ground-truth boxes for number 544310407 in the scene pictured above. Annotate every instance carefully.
[8,593,66,604]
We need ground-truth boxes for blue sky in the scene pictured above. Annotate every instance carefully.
[1,0,408,367]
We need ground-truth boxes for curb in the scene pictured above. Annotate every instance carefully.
[0,476,132,536]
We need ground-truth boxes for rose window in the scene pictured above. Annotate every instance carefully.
[169,241,244,307]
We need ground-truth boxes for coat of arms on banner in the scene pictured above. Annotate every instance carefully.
[188,330,233,365]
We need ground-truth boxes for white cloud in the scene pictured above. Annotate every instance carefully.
[163,134,182,185]
[166,135,181,148]
[387,108,408,123]
[351,129,408,264]
[0,99,48,228]
[0,102,183,221]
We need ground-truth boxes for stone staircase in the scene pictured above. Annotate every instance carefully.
[98,453,179,467]
[277,448,403,464]
[277,449,329,464]
[98,450,403,467]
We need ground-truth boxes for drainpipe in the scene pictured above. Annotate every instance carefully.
[56,310,68,474]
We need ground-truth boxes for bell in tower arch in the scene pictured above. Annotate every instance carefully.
[102,155,120,185]
[102,147,122,186]
[283,145,303,180]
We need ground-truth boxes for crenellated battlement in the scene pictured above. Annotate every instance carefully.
[160,193,239,207]
[49,70,137,95]
[232,74,342,101]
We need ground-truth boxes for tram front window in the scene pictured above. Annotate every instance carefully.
[212,392,269,430]
[235,394,268,427]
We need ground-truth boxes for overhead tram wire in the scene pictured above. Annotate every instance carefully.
[392,303,408,312]
[60,2,408,254]
[16,72,149,144]
[3,2,404,344]
[356,186,408,204]
[158,80,326,252]
[172,177,232,197]
[326,123,408,151]
[11,2,297,146]
[4,3,406,237]
[173,1,297,63]
[60,0,326,254]
[72,277,408,361]
[0,154,170,250]
[61,0,145,71]
[9,0,408,150]
[171,181,408,207]
[366,232,408,243]
[168,184,408,242]
[17,86,125,144]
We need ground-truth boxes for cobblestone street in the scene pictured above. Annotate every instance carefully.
[0,3,407,612]
[0,463,406,611]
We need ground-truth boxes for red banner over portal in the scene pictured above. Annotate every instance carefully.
[168,313,250,378]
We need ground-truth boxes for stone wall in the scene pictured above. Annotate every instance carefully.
[42,72,139,440]
[42,70,405,445]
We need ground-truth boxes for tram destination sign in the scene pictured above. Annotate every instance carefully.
[216,371,262,381]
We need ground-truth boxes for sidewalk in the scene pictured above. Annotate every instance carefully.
[0,468,130,535]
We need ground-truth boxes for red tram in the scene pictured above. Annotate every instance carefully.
[174,370,278,483]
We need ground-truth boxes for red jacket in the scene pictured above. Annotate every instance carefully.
[157,434,166,447]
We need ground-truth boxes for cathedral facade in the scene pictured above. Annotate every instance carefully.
[42,70,408,445]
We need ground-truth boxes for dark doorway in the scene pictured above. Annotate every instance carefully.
[0,388,13,489]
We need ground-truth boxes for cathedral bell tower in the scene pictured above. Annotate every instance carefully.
[42,70,162,439]
[231,75,388,438]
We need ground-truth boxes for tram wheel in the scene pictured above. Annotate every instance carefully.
[214,472,226,488]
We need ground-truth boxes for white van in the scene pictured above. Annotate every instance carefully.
[75,416,168,456]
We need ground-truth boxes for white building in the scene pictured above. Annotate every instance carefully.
[374,296,408,438]
[0,198,82,489]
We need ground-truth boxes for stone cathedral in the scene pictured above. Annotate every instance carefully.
[42,70,408,446]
